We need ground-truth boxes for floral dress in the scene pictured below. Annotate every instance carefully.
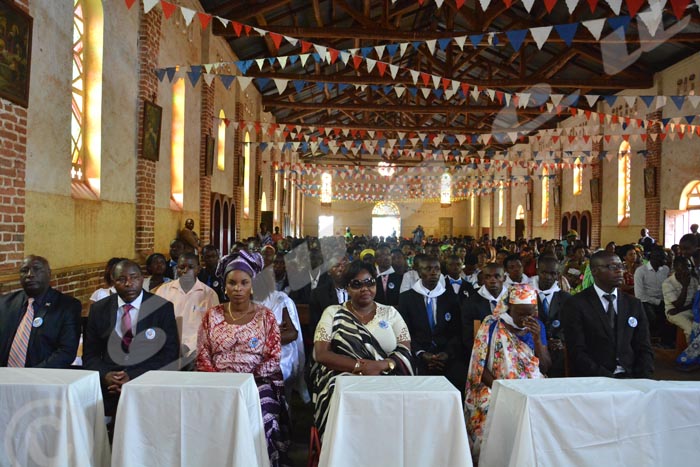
[464,314,546,457]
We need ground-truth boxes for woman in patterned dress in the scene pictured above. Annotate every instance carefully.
[310,260,415,438]
[197,250,291,467]
[464,284,551,458]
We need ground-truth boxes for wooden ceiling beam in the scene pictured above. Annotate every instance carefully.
[212,0,292,22]
[248,72,652,89]
[262,101,543,114]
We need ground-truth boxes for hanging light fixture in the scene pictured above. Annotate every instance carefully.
[377,161,396,177]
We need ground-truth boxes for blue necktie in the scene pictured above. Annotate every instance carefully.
[541,294,550,318]
[426,298,436,330]
[490,300,497,311]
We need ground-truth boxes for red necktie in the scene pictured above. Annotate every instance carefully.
[121,304,134,352]
[382,275,389,293]
[7,298,35,367]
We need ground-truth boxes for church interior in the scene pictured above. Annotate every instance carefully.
[1,0,700,465]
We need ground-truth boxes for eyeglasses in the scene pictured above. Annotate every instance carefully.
[348,278,377,290]
[597,264,625,272]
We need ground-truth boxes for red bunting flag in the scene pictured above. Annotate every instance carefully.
[160,1,177,19]
[604,135,612,143]
[543,0,557,13]
[197,12,212,30]
[243,25,252,35]
[670,0,690,20]
[269,32,283,50]
[301,41,313,53]
[461,83,470,96]
[328,48,340,64]
[376,61,387,76]
[503,0,513,7]
[455,0,466,7]
[420,73,431,86]
[352,55,363,70]
[231,21,243,37]
[625,0,644,17]
[125,0,137,9]
[640,134,648,142]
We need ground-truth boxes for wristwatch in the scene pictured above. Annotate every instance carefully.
[383,359,396,374]
[353,359,362,375]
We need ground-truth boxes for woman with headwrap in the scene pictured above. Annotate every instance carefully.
[465,283,551,457]
[196,250,291,467]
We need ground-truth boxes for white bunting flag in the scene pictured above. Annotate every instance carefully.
[217,17,230,28]
[203,74,216,86]
[605,0,623,15]
[181,7,196,26]
[565,0,579,14]
[399,43,409,57]
[299,54,310,66]
[277,56,288,69]
[410,70,420,84]
[375,45,386,59]
[431,75,441,89]
[389,64,399,79]
[582,19,606,40]
[522,0,536,11]
[426,40,437,55]
[284,36,298,46]
[395,86,406,98]
[273,79,289,94]
[585,94,600,107]
[143,0,159,14]
[530,26,553,50]
[454,35,467,50]
[237,76,254,92]
[366,58,376,73]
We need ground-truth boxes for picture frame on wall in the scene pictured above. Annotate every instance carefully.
[141,100,162,161]
[204,135,215,176]
[644,167,657,198]
[0,0,33,107]
[590,178,600,204]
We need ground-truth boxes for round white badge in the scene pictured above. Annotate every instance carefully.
[552,319,561,328]
[32,317,43,328]
[463,290,469,296]
[628,317,638,328]
[387,282,395,290]
[445,312,452,322]
[145,328,156,340]
[213,281,219,287]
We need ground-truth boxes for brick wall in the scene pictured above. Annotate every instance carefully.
[199,79,214,245]
[591,140,603,248]
[135,5,162,257]
[645,110,662,241]
[0,1,29,272]
[232,103,243,242]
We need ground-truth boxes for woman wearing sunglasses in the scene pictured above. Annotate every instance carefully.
[310,260,415,438]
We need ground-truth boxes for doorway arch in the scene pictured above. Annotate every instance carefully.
[372,201,401,238]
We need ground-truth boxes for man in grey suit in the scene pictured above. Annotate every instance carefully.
[562,251,654,378]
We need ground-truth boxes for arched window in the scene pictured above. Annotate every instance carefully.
[470,195,475,227]
[516,205,525,220]
[498,182,505,226]
[217,109,226,171]
[71,0,103,195]
[573,160,583,195]
[261,192,267,211]
[320,172,332,206]
[372,201,401,238]
[440,173,452,207]
[618,141,631,223]
[680,181,700,209]
[171,78,185,208]
[541,167,550,225]
[243,131,251,217]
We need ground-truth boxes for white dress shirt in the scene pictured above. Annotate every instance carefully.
[633,262,669,305]
[115,291,144,337]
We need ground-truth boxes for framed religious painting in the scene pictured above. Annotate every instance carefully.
[644,167,657,198]
[204,135,215,176]
[0,0,33,107]
[141,100,162,161]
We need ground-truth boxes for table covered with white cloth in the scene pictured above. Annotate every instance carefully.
[111,371,269,467]
[319,375,472,467]
[0,368,110,467]
[480,377,700,467]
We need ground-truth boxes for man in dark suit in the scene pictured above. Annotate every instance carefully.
[289,248,327,305]
[374,244,402,307]
[83,260,180,416]
[460,262,505,363]
[444,254,475,308]
[309,255,349,333]
[0,255,81,368]
[562,251,654,378]
[399,256,465,395]
[532,255,571,377]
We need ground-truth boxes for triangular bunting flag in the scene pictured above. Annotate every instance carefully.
[638,7,663,36]
[197,12,212,30]
[273,79,289,94]
[203,73,216,86]
[530,26,553,50]
[155,69,166,82]
[555,23,579,47]
[237,76,253,92]
[522,0,536,11]
[625,0,645,17]
[605,0,623,14]
[180,8,196,26]
[219,75,235,89]
[144,0,159,14]
[585,94,599,107]
[670,0,691,19]
[469,34,484,48]
[160,1,177,19]
[582,18,606,40]
[186,66,201,87]
[586,0,599,12]
[671,95,685,110]
[125,0,137,9]
[505,29,528,52]
[543,0,557,13]
[565,0,579,13]
[165,67,176,82]
[608,16,631,38]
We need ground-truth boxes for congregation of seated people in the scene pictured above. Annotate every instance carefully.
[3,224,700,465]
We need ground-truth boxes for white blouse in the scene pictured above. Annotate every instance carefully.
[314,303,411,354]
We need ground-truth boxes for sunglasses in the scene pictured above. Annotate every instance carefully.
[348,278,377,290]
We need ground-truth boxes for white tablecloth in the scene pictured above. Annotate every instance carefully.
[480,377,700,467]
[112,371,269,467]
[320,376,472,467]
[0,368,110,467]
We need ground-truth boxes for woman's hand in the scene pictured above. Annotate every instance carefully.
[523,316,540,339]
[359,359,387,376]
